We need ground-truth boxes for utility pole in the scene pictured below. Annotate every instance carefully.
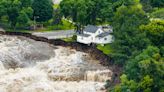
[34,16,39,30]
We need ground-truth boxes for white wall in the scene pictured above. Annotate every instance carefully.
[77,36,92,44]
[94,35,113,44]
[83,28,104,43]
[77,28,113,44]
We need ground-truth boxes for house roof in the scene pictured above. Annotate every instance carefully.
[77,33,90,37]
[96,32,110,38]
[84,25,99,33]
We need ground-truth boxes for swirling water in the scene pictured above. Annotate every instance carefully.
[0,35,112,92]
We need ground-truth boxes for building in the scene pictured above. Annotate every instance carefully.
[77,25,114,45]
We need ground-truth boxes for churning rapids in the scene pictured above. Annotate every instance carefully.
[0,35,112,92]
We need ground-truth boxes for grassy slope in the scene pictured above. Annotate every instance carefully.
[97,44,113,55]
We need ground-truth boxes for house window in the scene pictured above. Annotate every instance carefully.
[104,38,107,40]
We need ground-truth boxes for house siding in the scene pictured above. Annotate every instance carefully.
[77,26,113,45]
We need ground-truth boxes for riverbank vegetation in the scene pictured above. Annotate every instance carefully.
[59,0,164,91]
[0,0,74,32]
[0,0,164,91]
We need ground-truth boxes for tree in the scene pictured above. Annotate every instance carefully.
[140,0,153,12]
[125,46,164,92]
[0,0,33,29]
[140,0,164,9]
[140,20,164,47]
[0,0,7,18]
[32,0,53,22]
[17,10,30,26]
[150,0,164,8]
[151,8,164,19]
[60,0,114,26]
[6,0,21,29]
[111,0,150,65]
[113,46,164,92]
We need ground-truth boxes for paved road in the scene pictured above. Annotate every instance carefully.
[0,27,74,39]
[0,28,5,32]
[32,30,75,39]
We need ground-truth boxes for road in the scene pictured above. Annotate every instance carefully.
[32,30,75,39]
[0,28,5,32]
[0,26,75,39]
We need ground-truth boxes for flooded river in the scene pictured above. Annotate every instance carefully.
[0,35,112,92]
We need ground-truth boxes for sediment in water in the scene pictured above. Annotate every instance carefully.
[0,34,113,92]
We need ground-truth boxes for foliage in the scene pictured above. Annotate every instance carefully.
[113,46,164,92]
[0,0,33,29]
[0,0,7,18]
[140,20,164,47]
[150,0,164,8]
[140,0,164,9]
[62,35,77,42]
[151,8,164,19]
[32,0,53,22]
[59,0,115,26]
[97,44,113,55]
[111,1,151,65]
[140,0,153,12]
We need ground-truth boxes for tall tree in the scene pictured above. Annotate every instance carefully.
[0,0,33,29]
[140,20,164,47]
[111,0,151,65]
[113,46,164,92]
[0,0,7,18]
[60,0,114,25]
[32,0,53,22]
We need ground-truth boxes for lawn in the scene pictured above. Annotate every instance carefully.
[62,35,77,42]
[97,44,113,55]
[53,4,59,9]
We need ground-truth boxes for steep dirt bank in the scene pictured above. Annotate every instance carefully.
[0,31,110,65]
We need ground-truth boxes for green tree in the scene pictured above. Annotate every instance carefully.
[32,0,53,22]
[17,10,30,26]
[0,0,7,18]
[60,0,114,25]
[113,46,164,92]
[6,0,21,29]
[140,0,164,8]
[150,0,164,8]
[125,46,164,91]
[151,8,164,19]
[0,0,33,29]
[140,0,153,12]
[140,20,164,47]
[111,0,150,65]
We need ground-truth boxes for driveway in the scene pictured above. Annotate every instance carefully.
[0,28,5,32]
[32,30,75,39]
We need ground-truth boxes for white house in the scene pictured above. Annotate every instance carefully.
[77,25,114,45]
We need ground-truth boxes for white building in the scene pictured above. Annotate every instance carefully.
[77,25,114,45]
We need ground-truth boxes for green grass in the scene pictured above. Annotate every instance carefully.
[39,19,75,32]
[53,4,59,9]
[97,44,113,55]
[62,35,77,42]
[5,28,32,33]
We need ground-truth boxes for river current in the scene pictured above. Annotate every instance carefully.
[0,35,112,92]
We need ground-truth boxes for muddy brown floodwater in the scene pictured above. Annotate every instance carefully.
[0,35,113,92]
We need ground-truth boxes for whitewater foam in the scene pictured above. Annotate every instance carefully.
[0,35,112,92]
